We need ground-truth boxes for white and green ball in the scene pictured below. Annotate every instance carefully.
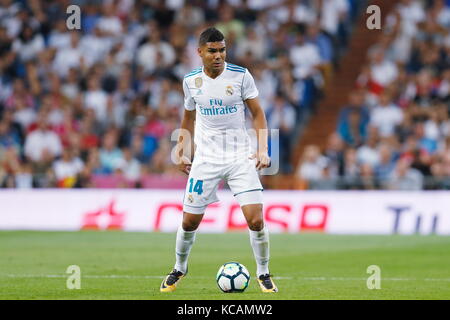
[216,262,250,293]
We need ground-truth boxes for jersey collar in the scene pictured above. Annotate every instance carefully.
[202,62,227,80]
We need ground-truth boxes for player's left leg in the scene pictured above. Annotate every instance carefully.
[226,158,278,293]
[241,203,278,293]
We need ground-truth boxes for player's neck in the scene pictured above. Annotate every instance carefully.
[203,65,224,79]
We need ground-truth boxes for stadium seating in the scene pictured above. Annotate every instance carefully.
[295,0,450,190]
[0,0,414,190]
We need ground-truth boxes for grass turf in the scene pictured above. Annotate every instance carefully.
[0,231,449,300]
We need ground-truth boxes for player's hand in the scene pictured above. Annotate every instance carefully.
[178,155,192,175]
[249,151,270,170]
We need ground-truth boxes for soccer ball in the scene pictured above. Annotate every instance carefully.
[216,262,250,293]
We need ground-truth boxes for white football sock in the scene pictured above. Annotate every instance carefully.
[174,225,196,274]
[249,227,270,276]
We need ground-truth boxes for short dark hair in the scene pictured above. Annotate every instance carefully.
[198,27,225,46]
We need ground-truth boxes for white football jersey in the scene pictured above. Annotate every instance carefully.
[183,62,259,164]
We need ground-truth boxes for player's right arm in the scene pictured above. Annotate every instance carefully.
[176,109,196,175]
[175,78,197,175]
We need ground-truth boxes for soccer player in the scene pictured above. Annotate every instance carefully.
[160,27,278,293]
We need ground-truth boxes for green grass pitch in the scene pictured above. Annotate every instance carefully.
[1,231,449,300]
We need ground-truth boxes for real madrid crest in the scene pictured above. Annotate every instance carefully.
[195,77,203,88]
[226,85,233,96]
[187,194,194,203]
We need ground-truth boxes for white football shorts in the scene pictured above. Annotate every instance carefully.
[182,158,263,214]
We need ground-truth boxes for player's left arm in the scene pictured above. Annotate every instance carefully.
[246,97,270,170]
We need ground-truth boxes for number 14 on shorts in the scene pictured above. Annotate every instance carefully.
[188,178,204,195]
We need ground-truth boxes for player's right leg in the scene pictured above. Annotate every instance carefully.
[160,212,203,292]
[160,160,222,292]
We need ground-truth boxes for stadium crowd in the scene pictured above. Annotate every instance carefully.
[0,0,359,188]
[297,0,450,190]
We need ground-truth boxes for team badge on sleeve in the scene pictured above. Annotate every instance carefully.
[195,77,203,88]
[225,85,233,96]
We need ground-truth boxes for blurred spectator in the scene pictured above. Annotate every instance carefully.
[337,91,370,147]
[52,32,83,77]
[319,0,350,63]
[1,151,35,188]
[24,114,62,163]
[388,157,424,190]
[12,24,44,62]
[86,147,108,175]
[116,147,141,181]
[374,143,396,187]
[272,0,317,26]
[79,26,112,68]
[289,30,322,80]
[137,28,176,74]
[99,130,123,173]
[369,91,404,138]
[289,30,324,113]
[340,147,360,188]
[297,145,328,182]
[149,137,173,174]
[252,64,276,112]
[357,128,381,167]
[0,118,21,156]
[84,76,108,126]
[342,109,366,146]
[13,95,36,131]
[235,27,266,61]
[276,68,304,119]
[174,3,205,31]
[216,4,245,42]
[14,161,35,188]
[431,149,450,188]
[96,3,123,37]
[367,48,399,95]
[338,90,369,127]
[306,22,334,82]
[61,68,80,100]
[413,121,438,154]
[48,20,71,50]
[358,163,377,190]
[79,110,100,157]
[266,93,296,173]
[128,123,158,164]
[323,132,344,178]
[52,148,84,188]
[5,78,34,110]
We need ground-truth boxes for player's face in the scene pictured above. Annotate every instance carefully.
[199,41,226,73]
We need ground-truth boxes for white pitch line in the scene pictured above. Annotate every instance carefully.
[3,274,450,282]
[4,274,165,279]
